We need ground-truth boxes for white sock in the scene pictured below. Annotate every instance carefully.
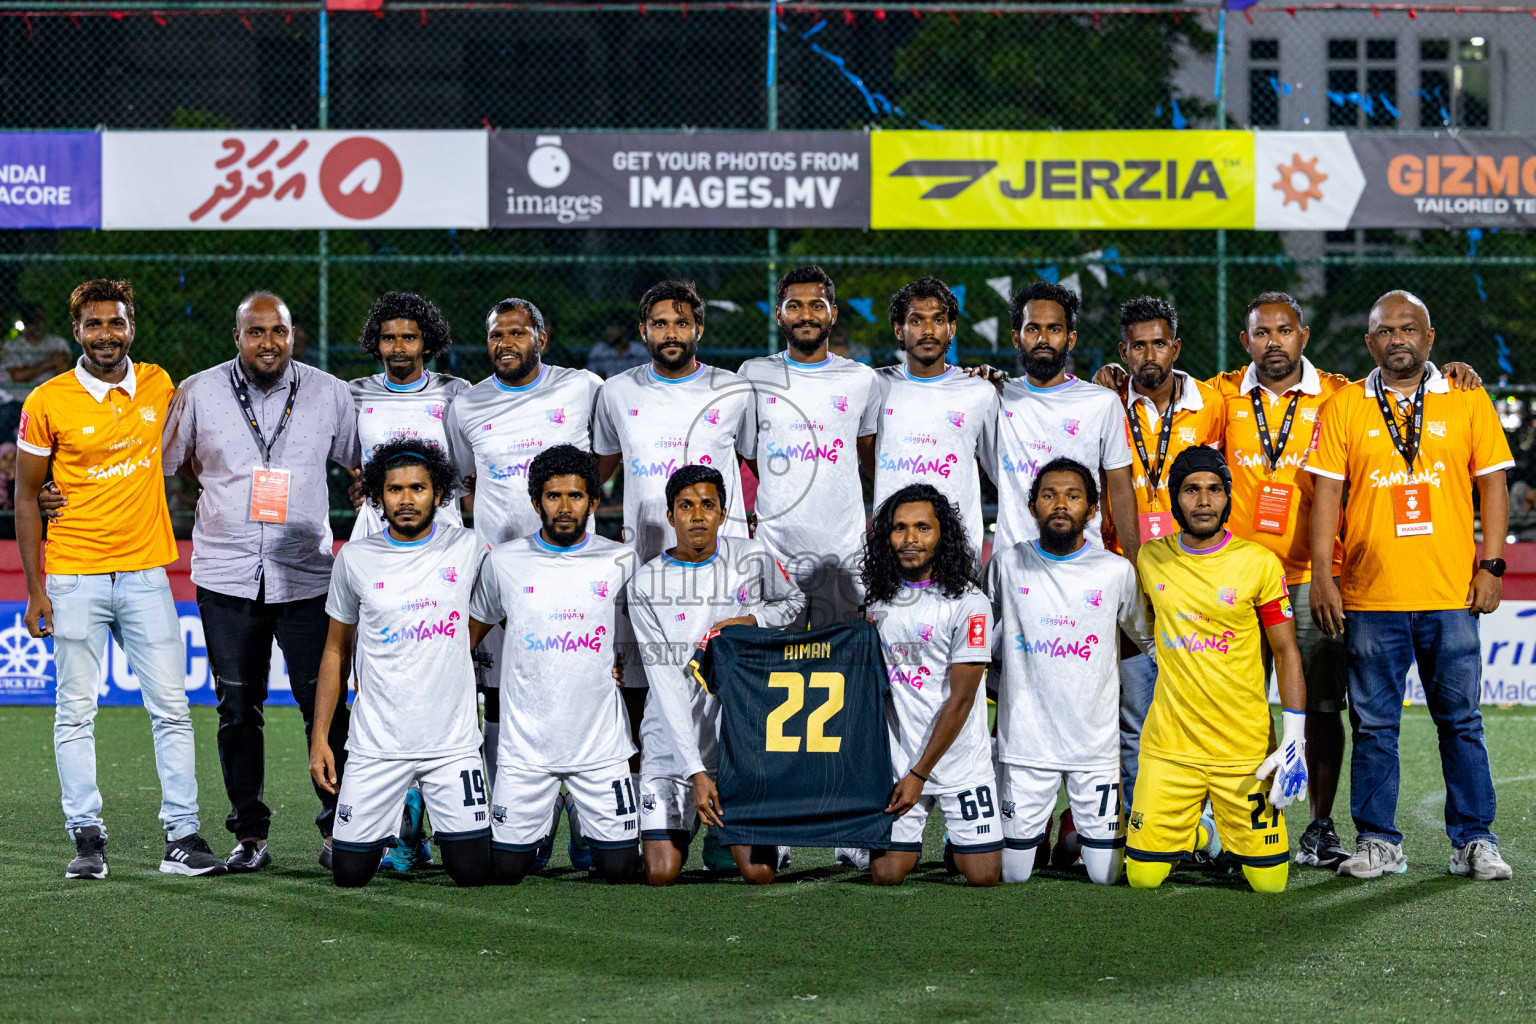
[1082,846,1124,885]
[1001,847,1036,883]
[482,721,500,791]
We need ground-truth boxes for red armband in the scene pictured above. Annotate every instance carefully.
[1257,594,1295,627]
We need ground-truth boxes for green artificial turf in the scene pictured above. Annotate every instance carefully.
[1,705,1532,1023]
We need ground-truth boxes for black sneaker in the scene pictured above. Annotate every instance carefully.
[225,840,272,873]
[160,833,229,876]
[1296,817,1351,869]
[66,826,108,879]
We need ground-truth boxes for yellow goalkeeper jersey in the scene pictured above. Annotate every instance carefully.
[1137,531,1293,768]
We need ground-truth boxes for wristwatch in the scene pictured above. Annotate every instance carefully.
[1478,558,1506,578]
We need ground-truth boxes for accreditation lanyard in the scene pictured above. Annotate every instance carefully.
[230,365,299,464]
[1372,372,1426,474]
[1250,387,1301,476]
[1127,376,1180,507]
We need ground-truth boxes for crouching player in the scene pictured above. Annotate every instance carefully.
[862,484,1000,887]
[1127,446,1309,893]
[470,445,645,885]
[627,465,805,886]
[988,458,1153,885]
[309,438,492,887]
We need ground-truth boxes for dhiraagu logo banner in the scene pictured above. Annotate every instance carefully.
[870,130,1256,230]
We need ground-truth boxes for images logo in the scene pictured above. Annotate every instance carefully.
[946,411,965,430]
[590,580,610,599]
[546,408,566,425]
[1083,589,1103,609]
[1061,418,1081,436]
[1218,587,1238,606]
[703,408,721,426]
[831,395,849,414]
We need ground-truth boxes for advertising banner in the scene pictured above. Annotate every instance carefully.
[869,130,1256,230]
[1255,132,1536,230]
[0,132,101,229]
[488,131,868,228]
[101,130,488,230]
[0,602,295,708]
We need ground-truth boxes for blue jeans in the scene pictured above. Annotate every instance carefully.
[1347,610,1496,848]
[1118,653,1158,812]
[48,568,200,841]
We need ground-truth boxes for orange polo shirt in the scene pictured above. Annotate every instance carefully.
[17,359,178,575]
[1211,358,1350,585]
[1306,364,1514,612]
[1104,370,1225,554]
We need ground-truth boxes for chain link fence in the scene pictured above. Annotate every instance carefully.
[2,2,1534,526]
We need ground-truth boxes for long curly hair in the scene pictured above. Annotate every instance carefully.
[361,437,458,510]
[358,291,452,361]
[862,484,981,604]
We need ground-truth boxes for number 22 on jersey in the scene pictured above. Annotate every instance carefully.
[765,671,845,752]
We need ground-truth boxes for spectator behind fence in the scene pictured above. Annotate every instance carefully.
[2,304,74,439]
[586,321,649,379]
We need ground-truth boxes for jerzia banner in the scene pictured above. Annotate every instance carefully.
[8,128,1536,231]
[870,130,1255,230]
[488,131,868,228]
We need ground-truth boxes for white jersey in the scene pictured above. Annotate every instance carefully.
[325,524,487,761]
[593,362,755,564]
[348,371,471,538]
[873,364,999,555]
[868,581,994,794]
[446,364,601,548]
[738,350,880,572]
[986,540,1152,771]
[626,536,806,780]
[986,375,1132,550]
[470,531,637,772]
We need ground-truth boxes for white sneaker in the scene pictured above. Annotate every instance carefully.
[833,847,869,871]
[1449,839,1513,881]
[776,846,792,871]
[1336,837,1407,878]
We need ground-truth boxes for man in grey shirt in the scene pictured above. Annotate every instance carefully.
[162,291,361,873]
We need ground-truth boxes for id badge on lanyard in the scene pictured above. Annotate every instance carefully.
[250,467,291,523]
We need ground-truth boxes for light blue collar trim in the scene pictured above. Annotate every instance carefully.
[783,351,833,370]
[385,523,437,548]
[904,364,956,384]
[493,365,546,393]
[650,362,707,385]
[1024,374,1077,394]
[383,373,429,393]
[535,530,589,553]
[662,542,720,568]
[1033,538,1091,561]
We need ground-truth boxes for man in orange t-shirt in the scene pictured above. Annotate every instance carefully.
[15,279,225,880]
[1097,297,1224,811]
[1307,290,1514,883]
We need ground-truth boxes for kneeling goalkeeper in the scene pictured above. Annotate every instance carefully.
[1126,446,1309,893]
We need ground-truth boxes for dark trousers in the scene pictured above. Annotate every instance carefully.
[198,585,348,841]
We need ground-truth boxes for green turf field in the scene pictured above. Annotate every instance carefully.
[1,706,1532,1023]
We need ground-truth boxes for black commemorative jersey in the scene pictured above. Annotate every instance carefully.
[688,619,893,849]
